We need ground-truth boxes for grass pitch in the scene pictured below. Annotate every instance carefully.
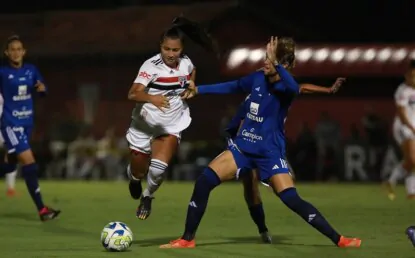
[0,181,413,257]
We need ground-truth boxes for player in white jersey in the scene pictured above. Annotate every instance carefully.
[125,17,216,220]
[386,60,415,199]
[0,92,18,197]
[0,93,16,196]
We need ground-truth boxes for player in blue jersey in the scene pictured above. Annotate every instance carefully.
[0,35,60,221]
[228,76,345,244]
[160,36,361,248]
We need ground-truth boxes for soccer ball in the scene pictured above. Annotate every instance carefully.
[101,221,133,251]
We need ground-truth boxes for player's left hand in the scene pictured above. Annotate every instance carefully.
[181,80,198,99]
[35,80,46,92]
[330,77,346,94]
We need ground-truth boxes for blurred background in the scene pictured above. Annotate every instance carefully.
[1,0,414,183]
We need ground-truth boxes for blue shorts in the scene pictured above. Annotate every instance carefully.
[228,142,289,183]
[1,126,33,154]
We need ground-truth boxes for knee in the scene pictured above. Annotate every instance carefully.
[278,187,301,208]
[21,163,38,178]
[196,167,221,190]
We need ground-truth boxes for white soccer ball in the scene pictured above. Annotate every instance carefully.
[101,221,133,252]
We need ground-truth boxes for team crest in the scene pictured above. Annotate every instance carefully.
[178,76,187,88]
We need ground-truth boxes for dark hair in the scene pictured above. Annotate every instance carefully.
[410,59,415,69]
[4,34,23,51]
[276,37,296,69]
[160,17,219,56]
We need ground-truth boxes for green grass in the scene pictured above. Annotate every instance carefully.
[0,181,413,257]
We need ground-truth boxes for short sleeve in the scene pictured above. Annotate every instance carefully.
[133,61,156,87]
[33,66,44,83]
[395,86,408,107]
[188,59,195,74]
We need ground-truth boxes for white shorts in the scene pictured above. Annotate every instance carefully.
[393,119,415,145]
[126,127,181,155]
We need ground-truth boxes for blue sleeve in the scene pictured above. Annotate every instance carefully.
[225,101,245,138]
[273,65,300,94]
[197,73,256,94]
[33,66,47,96]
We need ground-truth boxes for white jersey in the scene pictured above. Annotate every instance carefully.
[131,54,194,134]
[0,93,3,119]
[394,83,415,128]
[0,93,3,143]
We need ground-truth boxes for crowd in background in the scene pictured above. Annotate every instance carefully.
[0,104,392,182]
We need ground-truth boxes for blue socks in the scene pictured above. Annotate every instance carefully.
[182,167,221,241]
[248,203,268,233]
[0,163,17,175]
[279,187,341,245]
[21,164,45,211]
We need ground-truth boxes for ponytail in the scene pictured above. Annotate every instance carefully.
[161,17,219,57]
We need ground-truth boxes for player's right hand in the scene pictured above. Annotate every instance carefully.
[181,80,198,99]
[149,94,169,112]
[330,77,346,93]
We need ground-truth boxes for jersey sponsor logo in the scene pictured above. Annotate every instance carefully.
[13,95,31,101]
[138,71,152,80]
[13,85,31,101]
[241,128,263,142]
[164,90,182,97]
[12,109,33,118]
[246,113,263,122]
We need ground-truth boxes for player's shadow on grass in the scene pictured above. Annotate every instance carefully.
[101,249,133,253]
[135,235,293,247]
[41,223,97,239]
[1,211,38,222]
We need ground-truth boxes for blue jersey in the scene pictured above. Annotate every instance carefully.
[0,63,45,127]
[224,97,247,138]
[199,65,299,156]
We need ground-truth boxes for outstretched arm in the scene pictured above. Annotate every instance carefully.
[197,72,256,94]
[181,72,257,99]
[300,78,346,94]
